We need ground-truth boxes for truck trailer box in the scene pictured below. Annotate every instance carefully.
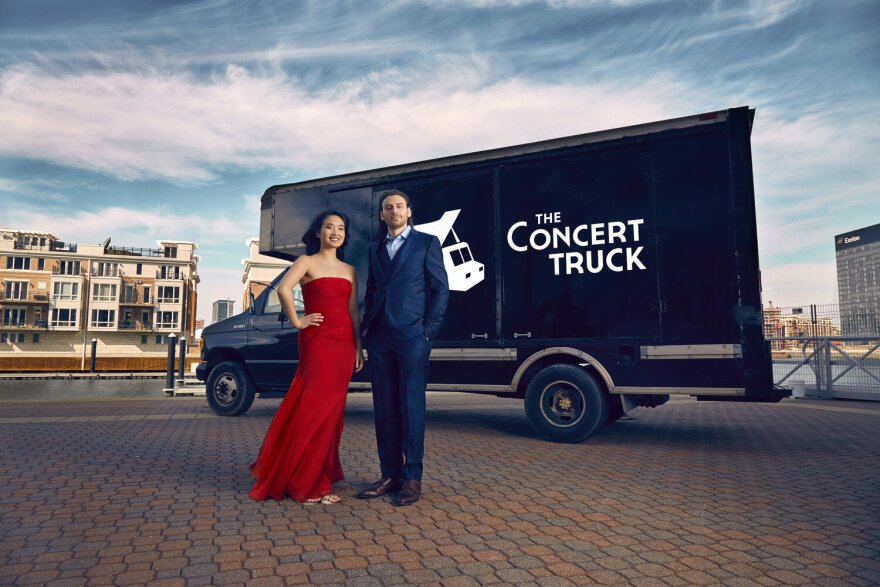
[198,106,782,442]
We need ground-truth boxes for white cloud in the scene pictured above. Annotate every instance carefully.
[0,62,691,183]
[8,205,256,247]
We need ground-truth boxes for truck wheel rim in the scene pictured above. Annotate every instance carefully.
[539,380,586,428]
[214,373,238,406]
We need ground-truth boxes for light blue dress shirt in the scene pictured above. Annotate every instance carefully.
[385,225,412,261]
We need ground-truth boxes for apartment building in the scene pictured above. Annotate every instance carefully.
[211,299,235,324]
[241,237,299,311]
[0,229,200,371]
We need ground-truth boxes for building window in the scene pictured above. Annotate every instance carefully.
[159,265,180,279]
[144,287,151,303]
[57,260,80,276]
[142,311,150,323]
[37,258,45,270]
[2,308,26,327]
[141,335,148,344]
[51,309,78,327]
[156,334,164,344]
[156,311,179,329]
[0,333,7,343]
[92,283,118,302]
[136,263,142,275]
[33,333,40,343]
[94,262,119,277]
[4,281,29,300]
[123,284,136,303]
[6,257,31,270]
[91,309,116,328]
[157,286,180,303]
[53,282,80,301]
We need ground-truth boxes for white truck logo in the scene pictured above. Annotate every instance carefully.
[415,209,485,292]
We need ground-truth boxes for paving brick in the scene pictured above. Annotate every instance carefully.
[1,395,879,587]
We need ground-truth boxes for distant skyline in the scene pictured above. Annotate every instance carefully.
[2,0,878,323]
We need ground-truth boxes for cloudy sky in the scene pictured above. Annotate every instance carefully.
[1,0,878,323]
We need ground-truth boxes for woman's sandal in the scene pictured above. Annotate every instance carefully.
[304,494,341,505]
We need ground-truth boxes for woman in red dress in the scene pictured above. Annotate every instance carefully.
[249,211,364,505]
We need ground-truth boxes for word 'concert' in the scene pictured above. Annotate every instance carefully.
[506,212,647,276]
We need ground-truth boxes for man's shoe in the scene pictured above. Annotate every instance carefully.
[355,477,401,499]
[395,480,421,506]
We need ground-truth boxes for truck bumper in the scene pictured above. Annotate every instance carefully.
[196,361,208,382]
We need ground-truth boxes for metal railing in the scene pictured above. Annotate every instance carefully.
[0,292,51,303]
[118,321,153,331]
[770,337,880,401]
[766,303,880,401]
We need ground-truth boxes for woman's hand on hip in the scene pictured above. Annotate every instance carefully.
[295,313,323,329]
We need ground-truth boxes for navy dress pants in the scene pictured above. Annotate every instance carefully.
[366,331,431,482]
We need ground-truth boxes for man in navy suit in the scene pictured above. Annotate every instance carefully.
[356,189,449,506]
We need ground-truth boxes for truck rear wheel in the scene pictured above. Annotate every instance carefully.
[524,364,609,443]
[206,361,256,416]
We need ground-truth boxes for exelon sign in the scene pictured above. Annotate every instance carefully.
[834,222,880,251]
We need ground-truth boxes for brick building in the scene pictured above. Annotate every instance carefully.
[0,229,199,371]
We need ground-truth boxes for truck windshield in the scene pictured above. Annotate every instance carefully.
[264,285,304,314]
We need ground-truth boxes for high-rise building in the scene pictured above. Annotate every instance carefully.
[212,299,235,323]
[0,229,199,370]
[835,222,880,336]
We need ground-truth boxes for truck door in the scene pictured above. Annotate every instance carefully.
[244,274,302,391]
[499,144,662,342]
[375,170,498,345]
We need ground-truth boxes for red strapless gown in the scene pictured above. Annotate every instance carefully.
[248,277,355,502]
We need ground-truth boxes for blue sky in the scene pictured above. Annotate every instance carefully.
[1,0,878,323]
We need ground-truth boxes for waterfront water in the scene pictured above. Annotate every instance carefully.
[0,379,169,401]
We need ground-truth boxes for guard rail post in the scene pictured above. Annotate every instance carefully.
[90,338,97,373]
[164,333,177,394]
[178,338,187,383]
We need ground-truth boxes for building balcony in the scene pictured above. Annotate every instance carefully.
[91,270,124,278]
[0,292,51,304]
[119,321,153,331]
[119,294,154,306]
[52,267,83,276]
[156,270,185,280]
[13,239,77,252]
[105,245,174,258]
[0,319,48,330]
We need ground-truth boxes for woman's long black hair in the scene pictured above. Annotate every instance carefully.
[302,210,351,260]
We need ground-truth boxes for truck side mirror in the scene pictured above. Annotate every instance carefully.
[248,291,255,314]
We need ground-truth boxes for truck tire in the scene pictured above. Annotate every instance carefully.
[206,361,256,416]
[524,364,609,443]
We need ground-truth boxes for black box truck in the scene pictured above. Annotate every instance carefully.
[197,106,784,442]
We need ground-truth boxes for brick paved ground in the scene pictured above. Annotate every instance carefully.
[1,393,879,586]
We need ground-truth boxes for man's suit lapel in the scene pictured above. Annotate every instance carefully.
[371,241,387,282]
[388,230,418,282]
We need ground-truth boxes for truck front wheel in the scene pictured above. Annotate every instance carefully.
[206,361,256,416]
[524,364,609,443]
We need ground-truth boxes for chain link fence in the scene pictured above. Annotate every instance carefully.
[765,303,880,401]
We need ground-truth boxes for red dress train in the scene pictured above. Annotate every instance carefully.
[248,277,355,502]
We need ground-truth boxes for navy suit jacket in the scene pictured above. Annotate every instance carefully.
[362,229,449,341]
